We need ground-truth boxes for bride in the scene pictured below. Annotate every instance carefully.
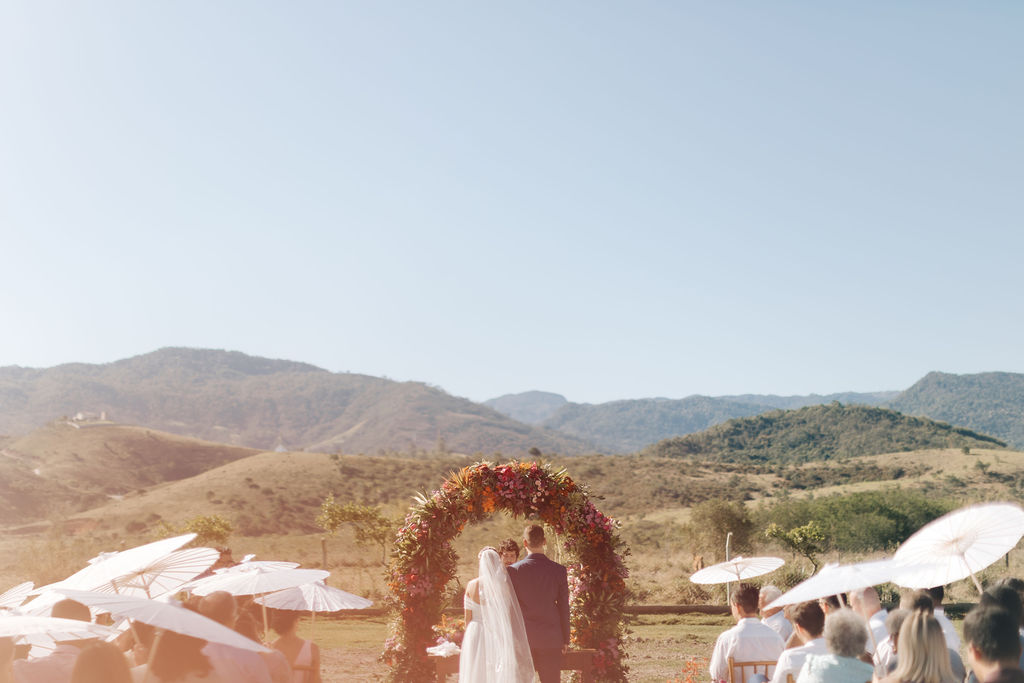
[459,547,534,683]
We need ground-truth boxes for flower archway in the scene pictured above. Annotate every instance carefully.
[381,461,630,682]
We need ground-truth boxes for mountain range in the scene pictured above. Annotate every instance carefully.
[2,348,1024,454]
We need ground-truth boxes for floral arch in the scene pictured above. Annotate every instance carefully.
[381,461,630,682]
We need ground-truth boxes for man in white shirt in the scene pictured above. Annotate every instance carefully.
[198,591,272,683]
[770,601,828,683]
[759,585,793,643]
[710,584,785,683]
[849,586,888,654]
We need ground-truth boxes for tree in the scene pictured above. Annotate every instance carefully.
[158,514,234,547]
[686,499,753,561]
[316,493,396,564]
[765,520,825,572]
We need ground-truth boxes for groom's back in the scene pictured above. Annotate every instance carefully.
[508,553,570,649]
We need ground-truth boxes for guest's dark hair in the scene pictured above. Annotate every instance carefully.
[524,525,545,548]
[51,599,91,622]
[498,538,520,556]
[70,641,132,683]
[150,630,212,681]
[791,601,825,637]
[994,577,1024,626]
[981,586,1023,628]
[271,610,302,635]
[819,594,842,610]
[926,585,944,605]
[964,606,1022,663]
[730,584,760,614]
[901,589,934,614]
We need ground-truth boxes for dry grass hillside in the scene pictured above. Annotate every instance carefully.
[0,421,258,525]
[2,416,1022,604]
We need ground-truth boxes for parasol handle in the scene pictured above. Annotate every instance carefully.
[968,567,984,595]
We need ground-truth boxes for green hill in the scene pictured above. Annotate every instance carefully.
[641,402,1006,462]
[542,396,776,453]
[889,371,1024,449]
[0,348,591,455]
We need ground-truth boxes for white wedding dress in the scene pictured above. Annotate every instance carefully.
[458,549,534,683]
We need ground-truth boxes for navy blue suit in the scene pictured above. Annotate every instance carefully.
[507,552,570,682]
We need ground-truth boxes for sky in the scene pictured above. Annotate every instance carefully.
[1,2,1021,404]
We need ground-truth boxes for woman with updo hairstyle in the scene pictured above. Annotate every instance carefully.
[70,641,132,683]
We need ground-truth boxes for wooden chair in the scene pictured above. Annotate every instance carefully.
[727,656,778,683]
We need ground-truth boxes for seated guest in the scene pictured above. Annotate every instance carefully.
[1,637,13,683]
[760,586,794,642]
[710,584,785,683]
[796,609,873,683]
[198,592,272,683]
[876,610,958,683]
[131,630,223,683]
[873,608,908,674]
[13,598,96,683]
[966,587,1024,683]
[964,606,1024,683]
[927,586,961,651]
[70,641,132,683]
[849,587,888,654]
[770,601,827,683]
[898,588,967,680]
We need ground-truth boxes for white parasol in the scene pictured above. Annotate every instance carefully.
[214,557,300,575]
[765,559,898,609]
[41,533,198,594]
[0,582,34,610]
[892,502,1024,594]
[90,547,220,599]
[255,581,372,612]
[56,589,270,653]
[188,567,329,634]
[690,556,785,585]
[0,614,117,641]
[254,581,372,637]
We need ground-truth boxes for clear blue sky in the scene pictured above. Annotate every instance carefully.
[1,2,1021,404]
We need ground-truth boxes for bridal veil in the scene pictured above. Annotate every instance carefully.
[477,548,534,682]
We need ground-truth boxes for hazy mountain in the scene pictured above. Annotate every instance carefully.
[0,348,591,455]
[541,396,777,453]
[642,403,1005,462]
[483,391,569,424]
[889,371,1024,448]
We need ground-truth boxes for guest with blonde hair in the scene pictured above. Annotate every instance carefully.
[875,610,957,683]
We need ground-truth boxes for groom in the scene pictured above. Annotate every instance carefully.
[507,524,571,683]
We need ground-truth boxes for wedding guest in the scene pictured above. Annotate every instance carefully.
[875,610,958,683]
[849,587,888,654]
[270,611,320,683]
[760,586,793,642]
[770,601,827,683]
[197,592,272,683]
[795,609,873,683]
[964,606,1024,683]
[0,637,13,683]
[236,614,291,683]
[926,586,961,651]
[13,598,96,683]
[872,608,908,674]
[70,641,132,683]
[498,538,520,567]
[130,630,223,683]
[709,584,784,683]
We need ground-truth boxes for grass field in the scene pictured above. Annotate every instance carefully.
[314,612,730,682]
